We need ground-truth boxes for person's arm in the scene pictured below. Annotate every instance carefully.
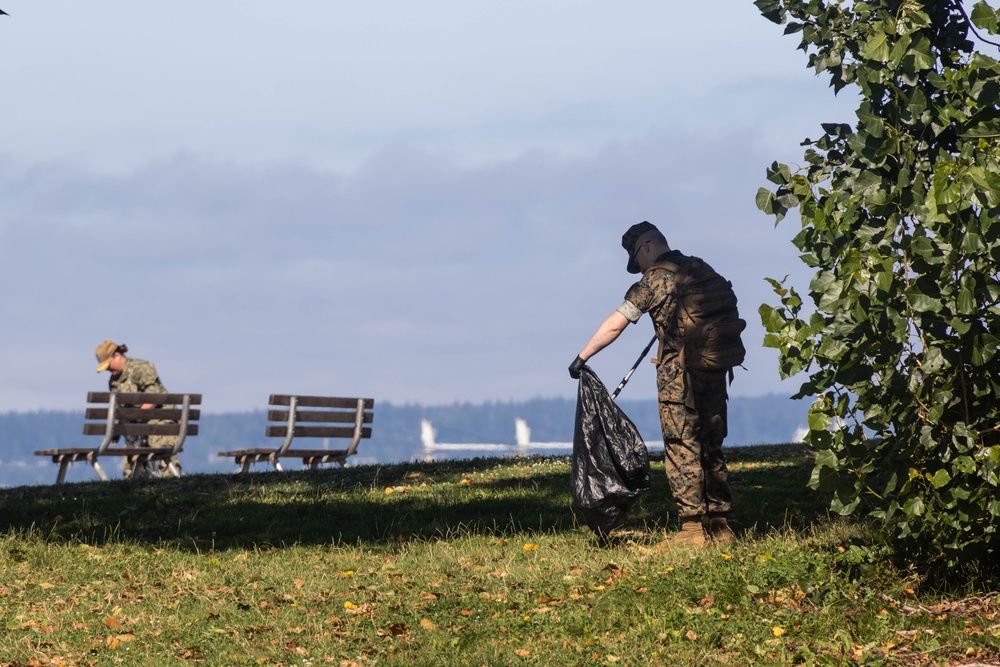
[570,299,642,378]
[136,361,167,409]
[578,311,631,361]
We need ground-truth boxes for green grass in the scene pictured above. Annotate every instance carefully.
[1,444,997,666]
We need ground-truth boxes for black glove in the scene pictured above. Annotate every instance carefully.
[568,356,586,379]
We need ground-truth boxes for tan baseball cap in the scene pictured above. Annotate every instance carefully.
[95,339,119,372]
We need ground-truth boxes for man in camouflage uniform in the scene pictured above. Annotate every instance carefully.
[569,222,734,547]
[95,339,182,478]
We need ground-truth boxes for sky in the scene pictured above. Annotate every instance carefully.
[0,1,861,413]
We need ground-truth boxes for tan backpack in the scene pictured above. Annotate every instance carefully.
[651,254,747,372]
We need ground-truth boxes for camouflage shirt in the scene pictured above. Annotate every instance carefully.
[109,358,168,395]
[616,250,685,403]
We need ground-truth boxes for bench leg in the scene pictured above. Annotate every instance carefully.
[273,461,284,472]
[56,460,70,485]
[239,460,251,474]
[91,459,109,482]
[166,462,182,478]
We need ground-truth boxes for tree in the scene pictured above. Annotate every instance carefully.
[755,0,1000,573]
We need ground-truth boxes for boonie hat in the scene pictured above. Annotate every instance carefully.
[621,221,659,274]
[95,339,119,372]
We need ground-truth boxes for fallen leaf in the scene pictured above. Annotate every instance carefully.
[420,618,436,631]
[772,626,786,637]
[104,618,121,629]
[523,544,540,552]
[686,630,698,641]
[515,649,530,657]
[389,622,409,637]
[293,579,305,589]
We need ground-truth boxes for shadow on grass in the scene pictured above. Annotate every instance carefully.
[0,444,827,551]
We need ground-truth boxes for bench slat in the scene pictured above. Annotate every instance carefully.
[38,447,185,457]
[86,408,201,421]
[83,424,199,437]
[265,425,372,439]
[217,449,351,462]
[87,392,203,405]
[269,395,373,409]
[266,409,373,425]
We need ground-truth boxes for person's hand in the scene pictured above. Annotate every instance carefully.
[568,356,586,379]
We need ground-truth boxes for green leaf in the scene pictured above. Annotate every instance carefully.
[766,161,792,185]
[902,496,925,516]
[905,285,944,313]
[758,304,786,333]
[908,36,935,71]
[754,0,785,24]
[809,449,841,492]
[957,289,976,315]
[971,1,1000,34]
[971,334,1000,365]
[808,410,832,432]
[756,188,787,222]
[931,468,952,488]
[862,30,890,62]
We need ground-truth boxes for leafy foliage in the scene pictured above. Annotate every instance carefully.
[755,0,1000,573]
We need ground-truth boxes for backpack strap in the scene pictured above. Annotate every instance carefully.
[646,256,693,359]
[643,258,699,408]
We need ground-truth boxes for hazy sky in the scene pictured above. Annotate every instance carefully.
[0,1,860,412]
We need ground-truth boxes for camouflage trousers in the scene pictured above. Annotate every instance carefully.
[659,368,733,519]
[121,424,183,479]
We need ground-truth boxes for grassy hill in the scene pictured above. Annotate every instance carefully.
[1,444,997,666]
[0,394,810,487]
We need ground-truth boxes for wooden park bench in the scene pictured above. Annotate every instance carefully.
[217,395,374,472]
[34,391,201,485]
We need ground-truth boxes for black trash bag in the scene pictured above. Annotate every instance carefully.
[571,366,651,535]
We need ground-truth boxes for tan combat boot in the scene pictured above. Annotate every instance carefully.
[708,514,735,546]
[660,517,707,549]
